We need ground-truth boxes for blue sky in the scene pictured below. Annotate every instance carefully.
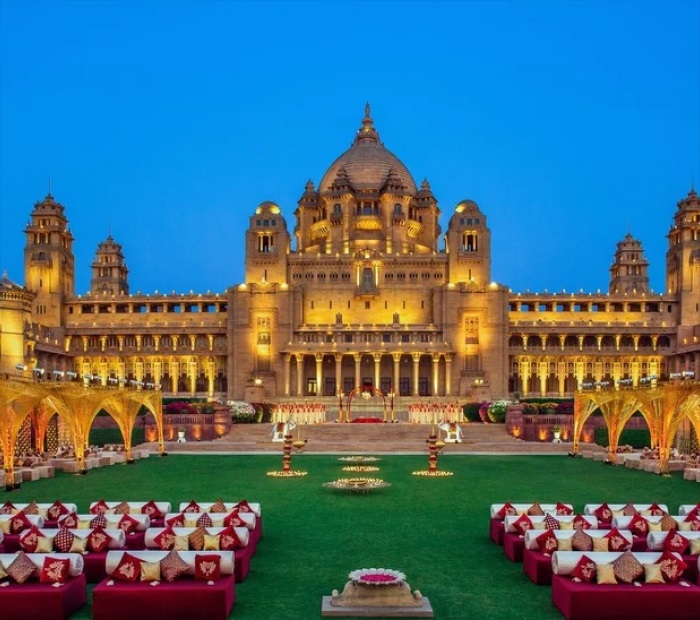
[1,0,698,296]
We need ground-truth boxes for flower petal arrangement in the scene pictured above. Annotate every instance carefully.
[348,568,406,586]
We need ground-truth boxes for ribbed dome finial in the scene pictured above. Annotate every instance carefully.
[356,102,379,144]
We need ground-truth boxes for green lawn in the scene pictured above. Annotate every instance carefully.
[6,454,699,619]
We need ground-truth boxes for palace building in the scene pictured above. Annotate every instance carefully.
[1,106,699,406]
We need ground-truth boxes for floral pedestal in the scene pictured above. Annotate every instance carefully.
[322,569,433,617]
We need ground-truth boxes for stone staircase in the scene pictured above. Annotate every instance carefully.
[159,422,590,455]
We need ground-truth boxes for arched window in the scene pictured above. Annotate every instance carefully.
[462,232,478,252]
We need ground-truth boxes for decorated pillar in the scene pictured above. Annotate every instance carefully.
[353,353,361,390]
[445,353,453,397]
[283,353,291,396]
[393,353,401,393]
[296,355,303,397]
[412,353,420,396]
[315,353,323,397]
[335,354,342,395]
[432,353,440,396]
[373,353,381,391]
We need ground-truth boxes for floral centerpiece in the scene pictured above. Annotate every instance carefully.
[348,568,406,586]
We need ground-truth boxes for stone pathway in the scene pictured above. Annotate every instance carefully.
[149,423,604,456]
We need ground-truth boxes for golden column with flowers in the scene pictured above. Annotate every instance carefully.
[571,391,599,456]
[635,382,700,475]
[591,391,643,464]
[0,379,45,489]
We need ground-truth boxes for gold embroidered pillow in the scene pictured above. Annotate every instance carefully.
[644,564,665,584]
[571,529,593,552]
[689,538,700,555]
[660,515,678,531]
[69,536,88,553]
[6,551,38,584]
[203,534,220,551]
[188,526,205,551]
[113,501,131,515]
[160,550,190,582]
[557,536,573,552]
[36,535,55,553]
[173,535,189,552]
[528,503,544,516]
[596,563,617,585]
[139,561,161,582]
[210,499,228,514]
[612,550,644,584]
[592,537,609,552]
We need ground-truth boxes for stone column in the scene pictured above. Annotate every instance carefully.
[315,354,323,397]
[354,353,361,391]
[538,362,546,396]
[412,353,421,396]
[393,353,401,393]
[171,361,179,396]
[335,354,343,394]
[296,355,303,397]
[154,335,160,352]
[208,360,215,397]
[445,354,453,397]
[190,362,197,395]
[283,353,290,396]
[373,353,381,391]
[432,353,440,396]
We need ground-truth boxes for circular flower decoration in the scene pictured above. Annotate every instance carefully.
[337,456,381,463]
[348,568,406,585]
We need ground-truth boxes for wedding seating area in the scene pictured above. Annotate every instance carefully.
[488,500,700,619]
[0,496,260,619]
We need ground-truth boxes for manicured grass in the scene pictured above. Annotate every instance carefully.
[6,454,699,620]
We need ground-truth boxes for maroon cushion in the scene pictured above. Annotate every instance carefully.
[512,514,533,535]
[556,502,573,516]
[663,530,689,554]
[573,514,593,530]
[113,552,141,582]
[90,500,110,515]
[544,513,560,530]
[154,526,176,550]
[47,500,70,521]
[183,500,200,514]
[594,503,612,524]
[88,526,113,553]
[194,554,221,580]
[605,527,630,551]
[656,550,688,583]
[141,500,163,519]
[570,554,596,583]
[629,513,649,537]
[535,529,558,554]
[39,556,71,584]
[495,502,517,520]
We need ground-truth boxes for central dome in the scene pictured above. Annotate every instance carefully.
[319,105,417,195]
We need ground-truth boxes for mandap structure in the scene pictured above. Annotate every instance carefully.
[0,377,164,486]
[572,380,700,473]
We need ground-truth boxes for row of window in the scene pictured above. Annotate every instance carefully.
[509,335,671,348]
[296,332,435,344]
[72,334,226,350]
[307,299,427,311]
[290,271,445,281]
[69,302,227,314]
[510,302,667,313]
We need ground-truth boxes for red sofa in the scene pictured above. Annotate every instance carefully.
[92,550,235,620]
[0,552,87,620]
[551,575,700,620]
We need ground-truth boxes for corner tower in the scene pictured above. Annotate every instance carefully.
[445,199,491,285]
[23,193,74,325]
[90,235,129,295]
[666,188,700,324]
[608,232,650,294]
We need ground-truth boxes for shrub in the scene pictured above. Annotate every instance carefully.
[522,402,539,415]
[194,402,216,415]
[463,402,483,423]
[163,401,198,416]
[487,401,507,423]
[538,402,559,416]
[554,400,574,415]
[230,401,255,424]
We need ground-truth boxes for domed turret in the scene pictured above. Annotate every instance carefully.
[609,231,649,294]
[319,104,417,195]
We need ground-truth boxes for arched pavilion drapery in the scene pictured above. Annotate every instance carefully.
[589,391,643,465]
[101,389,165,461]
[41,384,109,475]
[30,401,57,453]
[0,380,45,489]
[571,393,599,456]
[573,381,700,474]
[635,383,700,475]
[1,377,165,478]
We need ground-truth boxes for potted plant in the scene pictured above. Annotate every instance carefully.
[177,426,186,442]
[552,424,562,442]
